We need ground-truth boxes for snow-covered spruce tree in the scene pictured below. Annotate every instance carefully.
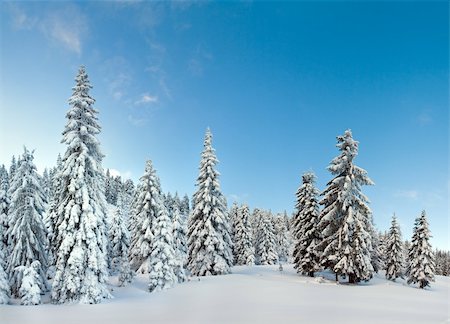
[256,211,278,265]
[148,201,178,292]
[180,194,190,219]
[384,215,404,281]
[129,160,166,273]
[18,261,42,305]
[274,213,290,263]
[51,66,110,304]
[0,165,10,254]
[0,249,8,304]
[8,156,17,184]
[317,130,374,283]
[172,204,187,282]
[7,148,48,297]
[293,172,321,276]
[234,204,255,265]
[406,211,435,289]
[251,208,263,250]
[370,224,384,273]
[187,129,233,276]
[45,155,63,276]
[229,202,240,263]
[110,194,133,286]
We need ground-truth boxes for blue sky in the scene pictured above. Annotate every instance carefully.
[0,1,448,249]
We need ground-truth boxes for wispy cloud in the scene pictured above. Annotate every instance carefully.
[108,168,133,180]
[417,111,433,126]
[394,190,419,200]
[228,193,250,204]
[135,93,158,105]
[188,45,213,76]
[6,3,88,55]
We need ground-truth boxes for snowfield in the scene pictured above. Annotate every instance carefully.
[1,264,449,324]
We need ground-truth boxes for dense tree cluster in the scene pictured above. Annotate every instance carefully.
[0,67,444,307]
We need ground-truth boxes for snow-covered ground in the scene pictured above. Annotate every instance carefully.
[1,264,449,323]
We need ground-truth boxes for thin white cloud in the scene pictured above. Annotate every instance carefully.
[135,93,158,105]
[417,111,433,126]
[188,45,213,76]
[394,190,419,200]
[108,168,133,180]
[6,3,88,55]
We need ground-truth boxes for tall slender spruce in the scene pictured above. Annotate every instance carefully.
[384,215,404,281]
[7,148,48,297]
[293,172,321,277]
[406,211,435,288]
[234,204,255,266]
[318,130,374,283]
[51,66,110,304]
[187,129,233,276]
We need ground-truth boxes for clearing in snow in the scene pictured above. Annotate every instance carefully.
[1,264,449,323]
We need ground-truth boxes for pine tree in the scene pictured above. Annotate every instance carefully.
[370,226,384,273]
[18,261,42,305]
[256,211,278,265]
[172,204,187,282]
[187,129,233,276]
[51,66,110,304]
[293,172,321,276]
[148,202,177,292]
[111,194,133,286]
[385,215,404,281]
[234,204,255,265]
[406,211,435,288]
[7,148,48,297]
[317,130,374,283]
[274,213,290,263]
[129,160,165,273]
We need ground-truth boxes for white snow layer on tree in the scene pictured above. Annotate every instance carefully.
[7,148,48,298]
[318,129,374,283]
[187,129,233,276]
[18,261,42,306]
[406,211,436,289]
[1,265,449,323]
[51,66,110,304]
[384,215,404,281]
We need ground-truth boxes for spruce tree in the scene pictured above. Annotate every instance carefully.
[229,202,240,263]
[18,261,42,305]
[274,213,290,263]
[110,194,133,286]
[293,172,321,277]
[0,230,9,304]
[51,66,110,304]
[317,130,374,283]
[180,194,190,219]
[7,148,48,297]
[8,156,17,184]
[234,204,255,265]
[256,211,278,265]
[129,160,166,273]
[406,211,435,288]
[187,129,233,276]
[384,215,404,281]
[0,165,10,255]
[148,202,177,292]
[172,204,187,282]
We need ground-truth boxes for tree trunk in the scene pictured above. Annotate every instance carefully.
[309,271,314,277]
[335,273,338,282]
[349,274,356,284]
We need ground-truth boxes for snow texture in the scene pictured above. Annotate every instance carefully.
[1,265,448,323]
